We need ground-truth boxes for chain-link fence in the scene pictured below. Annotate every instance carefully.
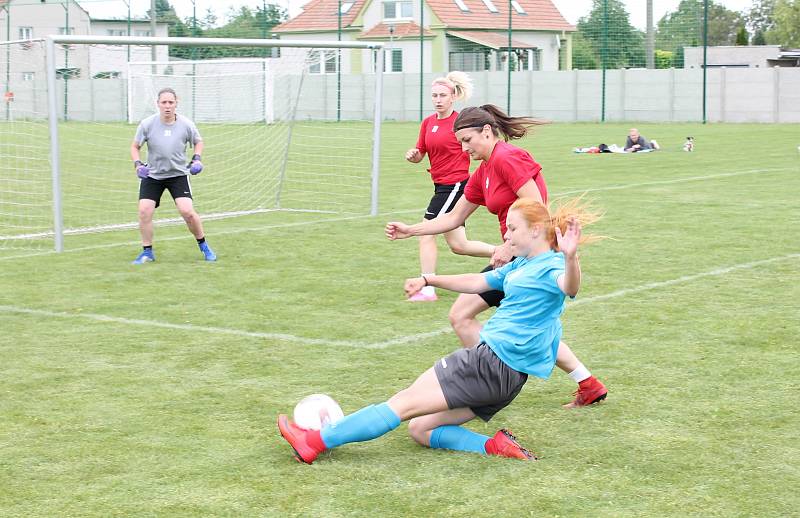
[3,0,799,123]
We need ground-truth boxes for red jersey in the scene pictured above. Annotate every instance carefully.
[464,141,547,238]
[415,111,471,185]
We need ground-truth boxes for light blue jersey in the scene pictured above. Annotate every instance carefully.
[481,250,567,379]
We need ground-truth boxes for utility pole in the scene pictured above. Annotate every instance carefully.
[337,0,342,122]
[150,0,157,67]
[646,0,654,69]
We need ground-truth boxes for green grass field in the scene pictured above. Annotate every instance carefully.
[1,122,798,516]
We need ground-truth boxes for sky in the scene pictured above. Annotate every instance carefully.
[82,0,756,29]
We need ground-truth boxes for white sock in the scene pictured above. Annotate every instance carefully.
[568,363,591,383]
[421,273,435,295]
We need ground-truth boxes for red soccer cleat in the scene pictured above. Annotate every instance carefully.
[485,429,538,461]
[563,376,608,408]
[278,414,324,464]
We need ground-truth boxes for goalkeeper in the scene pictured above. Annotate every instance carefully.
[130,87,216,264]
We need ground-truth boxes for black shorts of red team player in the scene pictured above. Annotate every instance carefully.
[477,262,509,308]
[139,175,193,208]
[424,181,466,222]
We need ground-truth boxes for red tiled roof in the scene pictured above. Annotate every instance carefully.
[447,30,536,49]
[274,0,574,33]
[427,0,574,31]
[273,0,367,32]
[360,22,435,40]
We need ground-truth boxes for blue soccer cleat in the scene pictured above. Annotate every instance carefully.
[199,242,217,261]
[132,249,155,264]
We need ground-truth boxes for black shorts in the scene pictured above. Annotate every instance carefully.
[139,175,193,208]
[434,343,528,422]
[424,181,466,221]
[478,263,505,308]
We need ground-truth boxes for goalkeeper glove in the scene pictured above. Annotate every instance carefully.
[188,154,203,175]
[134,160,150,179]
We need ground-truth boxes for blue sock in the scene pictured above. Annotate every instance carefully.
[429,425,489,455]
[320,402,401,449]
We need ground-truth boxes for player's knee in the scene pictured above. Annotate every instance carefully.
[138,207,154,222]
[446,241,468,255]
[448,305,470,328]
[407,417,431,447]
[179,207,197,220]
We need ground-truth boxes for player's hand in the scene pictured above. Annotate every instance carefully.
[189,160,203,174]
[385,221,413,240]
[135,161,150,179]
[188,154,203,175]
[489,241,513,268]
[405,148,422,163]
[555,217,581,259]
[404,277,426,298]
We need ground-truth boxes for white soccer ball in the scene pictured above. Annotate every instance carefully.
[293,394,344,430]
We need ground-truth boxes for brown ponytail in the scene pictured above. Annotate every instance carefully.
[454,104,548,142]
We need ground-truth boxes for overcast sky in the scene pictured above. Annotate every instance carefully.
[84,0,756,30]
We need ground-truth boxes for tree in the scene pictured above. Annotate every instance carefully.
[571,32,599,69]
[176,4,288,59]
[746,0,776,39]
[574,0,645,69]
[766,0,800,47]
[735,26,749,45]
[654,49,674,68]
[655,0,745,67]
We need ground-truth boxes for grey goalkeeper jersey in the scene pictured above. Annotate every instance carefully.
[134,113,202,180]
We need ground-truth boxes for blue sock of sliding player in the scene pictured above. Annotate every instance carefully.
[320,402,401,449]
[429,425,489,454]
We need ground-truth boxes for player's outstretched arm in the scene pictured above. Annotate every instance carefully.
[404,273,489,298]
[555,217,582,297]
[386,197,480,240]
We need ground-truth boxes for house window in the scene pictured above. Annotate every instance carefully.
[480,0,498,13]
[375,49,403,72]
[94,71,121,79]
[453,0,470,11]
[134,30,152,37]
[19,27,34,39]
[517,49,541,70]
[389,49,402,72]
[510,0,526,14]
[340,1,354,13]
[107,29,127,36]
[384,1,412,20]
[309,50,339,74]
[58,27,75,35]
[22,72,35,81]
[449,51,491,72]
[56,67,81,79]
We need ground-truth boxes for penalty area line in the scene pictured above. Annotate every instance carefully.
[2,253,796,350]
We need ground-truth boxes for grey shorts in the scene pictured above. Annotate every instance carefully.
[434,343,528,422]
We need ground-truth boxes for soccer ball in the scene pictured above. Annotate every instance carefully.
[293,394,344,430]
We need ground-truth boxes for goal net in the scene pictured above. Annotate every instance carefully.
[0,36,383,254]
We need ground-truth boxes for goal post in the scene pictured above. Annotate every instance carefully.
[0,35,384,253]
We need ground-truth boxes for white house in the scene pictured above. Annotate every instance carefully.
[0,0,169,83]
[272,0,575,75]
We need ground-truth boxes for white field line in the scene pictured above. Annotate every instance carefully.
[554,167,793,197]
[3,253,797,350]
[0,166,791,262]
[0,208,421,261]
